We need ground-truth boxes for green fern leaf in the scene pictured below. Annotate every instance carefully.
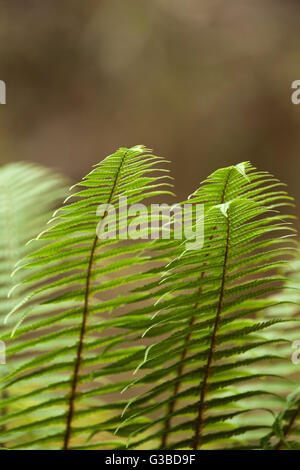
[1,146,173,450]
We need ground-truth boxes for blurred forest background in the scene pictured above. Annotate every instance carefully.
[0,0,300,219]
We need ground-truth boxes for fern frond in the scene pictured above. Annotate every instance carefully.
[257,252,300,449]
[0,162,67,446]
[1,146,174,450]
[120,162,296,450]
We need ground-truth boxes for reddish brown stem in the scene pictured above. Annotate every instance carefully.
[63,153,127,449]
[161,170,233,448]
[192,214,230,450]
[275,404,300,450]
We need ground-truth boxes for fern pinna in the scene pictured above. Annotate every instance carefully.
[119,162,297,450]
[0,146,173,449]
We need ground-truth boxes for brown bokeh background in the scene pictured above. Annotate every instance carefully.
[0,0,300,214]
